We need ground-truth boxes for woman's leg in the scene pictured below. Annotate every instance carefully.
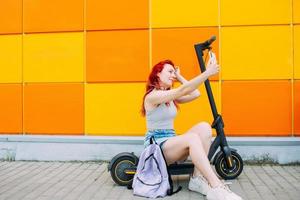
[162,127,221,187]
[188,122,213,154]
[186,122,213,177]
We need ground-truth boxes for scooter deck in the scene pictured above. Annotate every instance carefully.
[169,162,194,175]
[124,162,194,176]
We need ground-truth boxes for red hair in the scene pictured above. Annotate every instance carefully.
[141,60,179,117]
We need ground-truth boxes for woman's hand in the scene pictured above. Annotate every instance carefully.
[174,66,181,78]
[174,66,186,83]
[206,52,220,76]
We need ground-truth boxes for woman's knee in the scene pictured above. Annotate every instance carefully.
[193,122,213,139]
[162,136,190,164]
[186,133,203,146]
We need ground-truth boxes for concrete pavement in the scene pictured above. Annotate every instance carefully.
[0,161,299,200]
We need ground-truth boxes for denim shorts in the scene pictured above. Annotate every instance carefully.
[144,129,176,149]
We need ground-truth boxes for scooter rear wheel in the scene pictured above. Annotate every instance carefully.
[110,155,138,186]
[214,151,243,180]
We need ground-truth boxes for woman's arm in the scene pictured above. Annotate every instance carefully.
[145,63,218,106]
[175,69,201,104]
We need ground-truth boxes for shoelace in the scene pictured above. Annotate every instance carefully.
[193,175,233,192]
[193,175,208,184]
[194,176,233,187]
[219,184,232,193]
[222,180,232,185]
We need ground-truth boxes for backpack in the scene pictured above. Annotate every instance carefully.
[132,137,182,198]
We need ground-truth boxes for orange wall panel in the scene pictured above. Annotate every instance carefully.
[86,30,149,82]
[0,0,22,34]
[222,81,292,136]
[152,27,219,80]
[175,81,220,135]
[24,83,84,135]
[86,0,148,30]
[295,80,300,135]
[0,84,22,134]
[23,0,83,33]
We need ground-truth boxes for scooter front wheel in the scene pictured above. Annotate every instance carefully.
[110,154,138,186]
[214,151,243,180]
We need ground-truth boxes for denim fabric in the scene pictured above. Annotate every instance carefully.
[144,129,176,149]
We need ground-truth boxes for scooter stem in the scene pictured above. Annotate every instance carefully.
[194,39,234,169]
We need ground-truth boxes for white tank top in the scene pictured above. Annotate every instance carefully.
[146,101,177,130]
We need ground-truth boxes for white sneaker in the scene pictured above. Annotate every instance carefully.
[188,174,209,195]
[207,184,243,200]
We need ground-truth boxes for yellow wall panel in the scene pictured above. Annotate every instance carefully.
[294,25,300,79]
[152,0,218,28]
[23,32,84,83]
[294,0,300,23]
[0,35,22,83]
[0,0,22,34]
[85,83,146,135]
[221,0,291,26]
[221,26,292,80]
[175,82,220,136]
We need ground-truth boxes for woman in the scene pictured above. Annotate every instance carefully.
[141,57,243,200]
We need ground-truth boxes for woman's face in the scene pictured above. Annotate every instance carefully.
[157,64,176,88]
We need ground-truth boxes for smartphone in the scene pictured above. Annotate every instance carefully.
[209,51,216,64]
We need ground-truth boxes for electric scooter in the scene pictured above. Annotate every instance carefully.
[108,36,243,187]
